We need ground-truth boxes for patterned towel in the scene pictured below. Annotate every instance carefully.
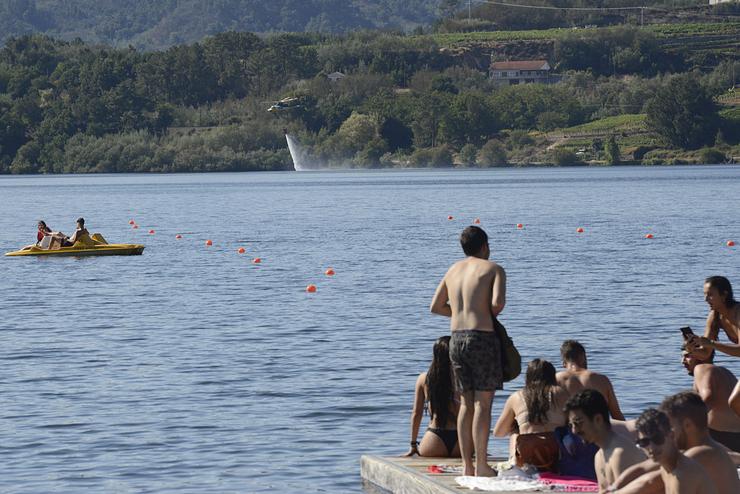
[427,464,463,474]
[455,476,543,491]
[538,472,599,492]
[455,473,599,492]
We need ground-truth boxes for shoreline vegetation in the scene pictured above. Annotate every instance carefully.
[1,5,739,173]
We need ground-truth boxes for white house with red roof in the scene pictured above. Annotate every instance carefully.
[490,60,559,86]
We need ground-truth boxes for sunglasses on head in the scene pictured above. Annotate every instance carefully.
[636,433,666,448]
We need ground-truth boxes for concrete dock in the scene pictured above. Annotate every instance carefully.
[361,455,468,494]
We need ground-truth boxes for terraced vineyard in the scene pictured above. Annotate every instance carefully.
[426,22,740,54]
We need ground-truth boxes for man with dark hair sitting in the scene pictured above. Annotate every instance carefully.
[628,408,716,494]
[564,389,644,493]
[557,340,624,420]
[614,392,738,494]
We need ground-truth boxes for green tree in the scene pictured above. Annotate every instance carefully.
[477,139,507,167]
[459,143,477,166]
[646,74,719,150]
[605,135,620,165]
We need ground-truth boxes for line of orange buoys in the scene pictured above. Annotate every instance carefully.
[128,220,341,293]
[448,216,738,246]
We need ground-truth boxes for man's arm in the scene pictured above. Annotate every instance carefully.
[605,377,625,421]
[613,470,662,494]
[594,451,609,494]
[490,265,506,316]
[693,366,716,410]
[430,276,451,317]
[612,459,659,490]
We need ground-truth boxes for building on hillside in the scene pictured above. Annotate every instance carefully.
[327,71,346,83]
[489,60,560,86]
[708,0,734,4]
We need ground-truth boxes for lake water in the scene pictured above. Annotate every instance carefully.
[1,166,739,493]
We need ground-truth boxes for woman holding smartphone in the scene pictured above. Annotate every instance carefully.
[688,276,740,415]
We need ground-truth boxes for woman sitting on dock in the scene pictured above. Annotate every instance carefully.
[493,359,570,472]
[405,336,460,458]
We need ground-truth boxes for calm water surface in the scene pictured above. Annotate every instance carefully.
[1,167,739,493]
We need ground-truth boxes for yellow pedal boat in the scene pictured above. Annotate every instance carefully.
[5,233,144,257]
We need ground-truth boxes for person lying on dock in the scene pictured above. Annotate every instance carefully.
[629,408,717,494]
[687,276,740,417]
[564,389,645,493]
[404,335,460,458]
[62,217,90,247]
[680,345,740,453]
[556,340,624,420]
[493,359,570,473]
[430,225,506,477]
[612,392,739,494]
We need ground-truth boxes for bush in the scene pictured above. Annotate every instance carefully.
[477,140,507,167]
[409,146,453,168]
[551,148,582,166]
[699,148,726,164]
[459,143,478,166]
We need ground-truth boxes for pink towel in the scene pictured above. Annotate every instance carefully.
[537,472,599,492]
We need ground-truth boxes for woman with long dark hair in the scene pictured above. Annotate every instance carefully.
[404,336,460,457]
[493,359,569,472]
[689,276,740,416]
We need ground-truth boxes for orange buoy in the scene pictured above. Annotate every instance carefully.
[576,227,584,233]
[517,223,523,229]
[205,239,213,246]
[728,240,736,247]
[306,284,317,293]
[645,233,654,239]
[148,229,155,234]
[474,218,481,224]
[238,247,246,254]
[128,220,135,225]
[132,224,139,229]
[252,257,261,264]
[325,268,335,276]
[175,234,182,239]
[447,215,454,220]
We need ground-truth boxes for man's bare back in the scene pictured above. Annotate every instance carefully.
[693,364,740,433]
[431,257,505,331]
[660,454,717,494]
[557,370,624,420]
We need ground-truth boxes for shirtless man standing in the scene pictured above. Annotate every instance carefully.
[430,226,506,477]
[633,408,717,494]
[556,340,625,420]
[680,346,740,452]
[614,392,739,494]
[564,390,645,493]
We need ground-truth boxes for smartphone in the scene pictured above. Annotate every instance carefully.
[680,326,694,339]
